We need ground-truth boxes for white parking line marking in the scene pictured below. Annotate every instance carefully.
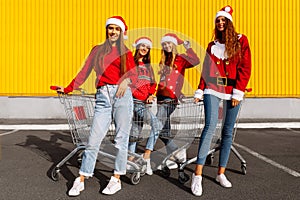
[234,142,300,177]
[236,122,300,129]
[0,129,19,136]
[0,122,299,131]
[0,124,69,130]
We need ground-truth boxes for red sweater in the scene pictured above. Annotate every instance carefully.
[130,62,157,101]
[64,45,136,93]
[156,48,200,99]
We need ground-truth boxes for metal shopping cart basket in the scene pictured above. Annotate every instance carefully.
[50,87,146,185]
[150,97,204,179]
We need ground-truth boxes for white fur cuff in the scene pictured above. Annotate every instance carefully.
[232,88,244,101]
[194,89,203,99]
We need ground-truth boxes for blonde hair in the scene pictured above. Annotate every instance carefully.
[159,43,178,75]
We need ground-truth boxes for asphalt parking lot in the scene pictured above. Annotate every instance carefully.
[0,121,299,200]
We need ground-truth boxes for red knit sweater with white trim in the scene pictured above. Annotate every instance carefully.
[130,62,157,101]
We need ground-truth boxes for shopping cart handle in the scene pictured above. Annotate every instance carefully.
[50,85,65,95]
[245,88,252,93]
[50,86,60,90]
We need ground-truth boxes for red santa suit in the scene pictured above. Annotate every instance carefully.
[195,34,251,101]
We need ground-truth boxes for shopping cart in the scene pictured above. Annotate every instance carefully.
[177,89,252,184]
[50,86,146,185]
[148,98,204,179]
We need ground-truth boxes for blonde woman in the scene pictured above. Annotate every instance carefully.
[156,33,200,167]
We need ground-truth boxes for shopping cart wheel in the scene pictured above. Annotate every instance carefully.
[140,171,146,177]
[130,172,141,185]
[162,166,171,178]
[205,153,214,165]
[241,164,247,175]
[178,171,190,184]
[51,167,60,181]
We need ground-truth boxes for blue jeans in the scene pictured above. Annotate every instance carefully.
[79,85,133,176]
[196,94,241,167]
[156,97,179,155]
[128,99,162,153]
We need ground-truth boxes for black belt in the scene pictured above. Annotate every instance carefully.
[208,77,236,87]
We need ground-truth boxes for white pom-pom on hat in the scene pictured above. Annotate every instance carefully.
[215,5,233,22]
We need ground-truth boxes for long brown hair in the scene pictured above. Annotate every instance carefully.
[93,28,128,75]
[214,18,241,58]
[158,43,178,75]
[134,44,155,83]
[133,44,151,65]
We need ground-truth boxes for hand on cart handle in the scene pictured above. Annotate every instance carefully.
[50,85,88,95]
[146,95,155,104]
[194,98,202,104]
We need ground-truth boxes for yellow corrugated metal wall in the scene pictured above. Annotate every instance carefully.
[0,0,299,97]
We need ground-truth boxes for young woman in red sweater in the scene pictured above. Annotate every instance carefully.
[56,16,137,196]
[128,37,162,175]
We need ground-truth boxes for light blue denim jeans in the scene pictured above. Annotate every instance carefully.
[79,85,133,177]
[128,99,162,153]
[196,94,241,167]
[156,97,179,155]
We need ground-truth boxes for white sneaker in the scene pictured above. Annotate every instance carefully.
[145,158,153,175]
[68,177,84,196]
[174,148,187,163]
[216,174,232,188]
[191,173,202,196]
[102,176,122,195]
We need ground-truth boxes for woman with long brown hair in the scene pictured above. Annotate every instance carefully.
[56,16,137,196]
[127,37,163,176]
[191,6,252,196]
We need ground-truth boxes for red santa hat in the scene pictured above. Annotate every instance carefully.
[215,5,233,22]
[160,33,184,46]
[105,16,128,39]
[133,37,152,48]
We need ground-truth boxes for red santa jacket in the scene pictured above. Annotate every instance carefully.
[64,45,136,93]
[195,34,251,101]
[156,48,200,99]
[131,62,157,101]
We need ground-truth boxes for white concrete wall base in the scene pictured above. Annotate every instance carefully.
[0,97,299,119]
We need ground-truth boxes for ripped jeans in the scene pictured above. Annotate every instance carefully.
[79,85,133,176]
